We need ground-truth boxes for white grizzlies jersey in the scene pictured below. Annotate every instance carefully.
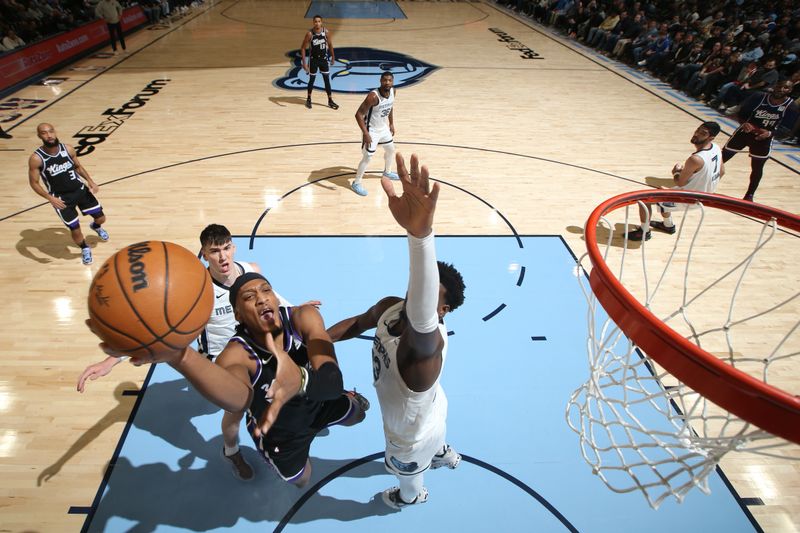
[681,143,722,193]
[367,88,394,133]
[373,301,448,444]
[199,262,290,359]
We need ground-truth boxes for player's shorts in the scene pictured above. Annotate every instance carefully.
[309,56,329,74]
[53,188,102,229]
[248,394,351,481]
[383,423,447,477]
[364,128,394,153]
[724,127,773,159]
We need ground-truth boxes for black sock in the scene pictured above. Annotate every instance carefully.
[79,241,88,249]
[90,221,100,230]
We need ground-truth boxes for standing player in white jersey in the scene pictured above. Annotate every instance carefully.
[28,123,109,265]
[328,153,466,508]
[350,72,400,196]
[77,224,309,481]
[627,121,725,241]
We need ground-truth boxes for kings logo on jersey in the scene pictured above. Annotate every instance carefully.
[275,47,439,94]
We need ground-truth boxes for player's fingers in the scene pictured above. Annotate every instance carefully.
[429,182,441,206]
[419,164,430,194]
[409,154,420,184]
[395,152,408,180]
[381,176,398,199]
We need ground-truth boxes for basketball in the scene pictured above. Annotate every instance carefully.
[87,241,214,359]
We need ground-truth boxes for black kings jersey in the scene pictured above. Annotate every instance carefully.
[231,307,324,440]
[308,28,329,60]
[745,93,794,132]
[35,143,84,195]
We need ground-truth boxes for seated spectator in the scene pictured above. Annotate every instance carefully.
[720,56,780,112]
[2,28,25,49]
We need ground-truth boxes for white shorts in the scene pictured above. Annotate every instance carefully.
[365,127,393,153]
[383,423,446,476]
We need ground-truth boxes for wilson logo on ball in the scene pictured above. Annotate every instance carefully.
[127,242,152,292]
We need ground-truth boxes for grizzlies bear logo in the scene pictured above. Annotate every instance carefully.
[275,47,438,94]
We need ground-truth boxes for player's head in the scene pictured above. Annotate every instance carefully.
[200,224,236,277]
[229,272,282,335]
[691,121,720,145]
[379,71,394,93]
[436,261,466,319]
[36,123,58,147]
[771,79,793,98]
[312,15,323,30]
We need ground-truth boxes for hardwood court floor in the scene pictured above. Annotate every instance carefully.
[0,1,798,531]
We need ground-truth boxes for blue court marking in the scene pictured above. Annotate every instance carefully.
[306,1,406,20]
[787,154,800,165]
[81,236,758,532]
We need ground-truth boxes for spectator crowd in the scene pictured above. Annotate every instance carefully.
[0,0,199,54]
[497,0,800,142]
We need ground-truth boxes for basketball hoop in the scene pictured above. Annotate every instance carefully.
[567,190,800,509]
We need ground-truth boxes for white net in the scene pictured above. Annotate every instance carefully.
[566,192,800,509]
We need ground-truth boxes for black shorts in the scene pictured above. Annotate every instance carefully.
[54,188,102,229]
[248,394,352,481]
[309,56,329,74]
[724,127,773,159]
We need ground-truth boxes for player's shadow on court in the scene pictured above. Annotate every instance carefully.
[269,96,313,108]
[16,227,101,263]
[84,376,396,531]
[38,382,139,486]
[307,166,357,191]
[644,176,674,189]
[565,223,645,249]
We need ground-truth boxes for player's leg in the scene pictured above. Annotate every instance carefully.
[221,409,254,480]
[319,63,338,109]
[352,136,378,196]
[625,203,654,241]
[79,190,109,241]
[57,201,92,264]
[381,139,399,180]
[319,391,369,428]
[382,445,429,508]
[743,155,768,201]
[306,60,318,108]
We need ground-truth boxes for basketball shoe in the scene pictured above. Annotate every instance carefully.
[382,171,400,180]
[351,182,368,196]
[222,448,254,481]
[649,221,675,235]
[91,223,109,241]
[430,444,461,469]
[81,247,92,265]
[382,487,428,509]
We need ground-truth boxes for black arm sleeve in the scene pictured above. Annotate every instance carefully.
[305,361,344,401]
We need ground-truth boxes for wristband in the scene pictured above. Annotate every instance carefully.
[298,366,309,396]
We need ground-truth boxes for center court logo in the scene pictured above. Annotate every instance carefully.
[275,47,439,94]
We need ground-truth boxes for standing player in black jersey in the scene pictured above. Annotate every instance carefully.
[300,15,339,110]
[87,274,368,488]
[722,80,799,201]
[28,123,109,265]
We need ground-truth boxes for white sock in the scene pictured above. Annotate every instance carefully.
[383,142,395,173]
[224,443,240,456]
[662,218,674,228]
[399,472,424,502]
[354,150,371,184]
[406,231,439,334]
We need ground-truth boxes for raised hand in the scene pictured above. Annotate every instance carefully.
[381,153,440,238]
[85,318,186,366]
[77,356,120,393]
[253,331,302,439]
